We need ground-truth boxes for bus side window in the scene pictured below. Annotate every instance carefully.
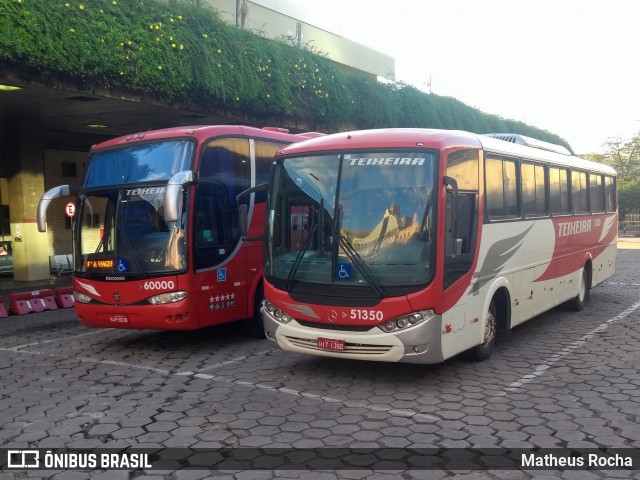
[195,196,217,247]
[255,140,284,203]
[444,191,478,288]
[193,182,228,269]
[455,194,475,254]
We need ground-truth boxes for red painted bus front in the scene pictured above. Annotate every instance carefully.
[38,125,320,330]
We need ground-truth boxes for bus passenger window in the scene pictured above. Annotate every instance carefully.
[589,173,605,213]
[486,157,519,220]
[572,171,589,214]
[522,162,548,217]
[605,176,616,212]
[550,167,570,215]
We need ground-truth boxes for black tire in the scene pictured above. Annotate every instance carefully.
[469,299,497,362]
[242,286,266,338]
[568,267,590,312]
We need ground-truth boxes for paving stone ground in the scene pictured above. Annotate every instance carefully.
[1,239,640,479]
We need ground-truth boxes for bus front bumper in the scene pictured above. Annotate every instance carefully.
[262,307,445,364]
[75,301,197,330]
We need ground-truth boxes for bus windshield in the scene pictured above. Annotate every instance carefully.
[77,185,188,276]
[265,151,438,292]
[84,140,194,188]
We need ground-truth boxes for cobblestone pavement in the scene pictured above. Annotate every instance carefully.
[1,243,640,479]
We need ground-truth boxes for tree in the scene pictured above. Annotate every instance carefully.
[588,134,640,216]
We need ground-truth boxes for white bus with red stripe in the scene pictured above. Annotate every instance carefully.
[260,129,617,363]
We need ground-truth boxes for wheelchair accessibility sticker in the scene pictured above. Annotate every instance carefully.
[337,263,351,280]
[217,268,227,282]
[117,258,129,272]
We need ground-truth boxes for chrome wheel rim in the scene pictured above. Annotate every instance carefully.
[483,311,496,346]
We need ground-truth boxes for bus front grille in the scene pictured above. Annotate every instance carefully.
[297,320,374,332]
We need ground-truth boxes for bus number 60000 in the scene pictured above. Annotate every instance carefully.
[143,280,175,290]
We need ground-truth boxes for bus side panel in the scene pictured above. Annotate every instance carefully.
[593,242,617,286]
[510,267,535,326]
[590,213,618,287]
[194,256,248,328]
[534,212,618,304]
[244,202,267,318]
[440,300,481,360]
[466,221,550,331]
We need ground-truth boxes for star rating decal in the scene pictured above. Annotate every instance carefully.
[208,292,237,311]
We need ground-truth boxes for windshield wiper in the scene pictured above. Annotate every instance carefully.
[338,234,384,297]
[285,224,318,291]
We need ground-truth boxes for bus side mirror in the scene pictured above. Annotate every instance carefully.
[236,183,267,239]
[38,185,72,232]
[164,170,197,223]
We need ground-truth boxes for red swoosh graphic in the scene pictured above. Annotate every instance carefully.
[535,213,617,282]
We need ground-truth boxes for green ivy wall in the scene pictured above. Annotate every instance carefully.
[0,0,571,150]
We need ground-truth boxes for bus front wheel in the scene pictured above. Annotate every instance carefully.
[469,299,497,362]
[242,285,266,338]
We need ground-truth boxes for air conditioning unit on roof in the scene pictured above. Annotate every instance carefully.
[484,133,571,156]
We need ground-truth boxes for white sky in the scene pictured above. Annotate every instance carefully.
[302,0,640,154]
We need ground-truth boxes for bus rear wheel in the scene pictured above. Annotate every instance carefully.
[568,267,590,311]
[469,299,497,362]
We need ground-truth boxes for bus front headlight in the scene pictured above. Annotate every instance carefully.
[147,291,188,305]
[263,299,293,324]
[379,309,435,333]
[73,291,93,304]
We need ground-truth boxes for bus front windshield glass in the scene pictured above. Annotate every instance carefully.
[266,151,437,291]
[77,186,188,276]
[84,140,194,188]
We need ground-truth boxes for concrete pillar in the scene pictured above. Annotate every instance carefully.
[5,118,49,281]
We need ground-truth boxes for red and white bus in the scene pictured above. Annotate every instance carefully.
[260,129,617,362]
[37,125,321,332]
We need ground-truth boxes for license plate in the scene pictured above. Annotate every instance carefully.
[109,314,129,324]
[317,337,345,351]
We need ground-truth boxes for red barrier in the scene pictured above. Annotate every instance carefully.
[55,286,75,309]
[0,297,7,318]
[9,289,58,315]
